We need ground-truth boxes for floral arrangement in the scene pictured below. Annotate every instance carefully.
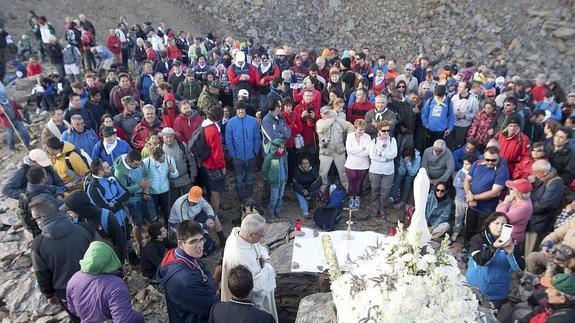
[326,223,491,323]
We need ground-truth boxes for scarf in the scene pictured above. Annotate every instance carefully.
[260,62,271,74]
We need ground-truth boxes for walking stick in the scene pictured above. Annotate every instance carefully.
[0,102,30,154]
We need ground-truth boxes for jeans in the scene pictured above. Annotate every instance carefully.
[453,199,467,237]
[232,158,255,202]
[392,172,414,203]
[295,189,320,215]
[259,93,268,112]
[5,120,30,149]
[268,182,286,215]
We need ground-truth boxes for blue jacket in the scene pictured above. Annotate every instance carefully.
[157,247,218,323]
[425,193,452,229]
[398,150,421,177]
[87,176,131,226]
[452,146,481,171]
[61,129,99,155]
[535,100,562,122]
[142,155,179,194]
[91,139,131,169]
[261,112,291,144]
[421,96,455,132]
[466,230,521,301]
[453,169,467,202]
[2,158,65,199]
[225,115,261,161]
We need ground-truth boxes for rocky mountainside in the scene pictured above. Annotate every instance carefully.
[2,0,575,86]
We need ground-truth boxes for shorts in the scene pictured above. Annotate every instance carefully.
[204,168,226,193]
[127,199,156,226]
[64,63,80,75]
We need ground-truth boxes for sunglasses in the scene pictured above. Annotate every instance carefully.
[484,158,498,163]
[379,129,390,133]
[436,189,446,193]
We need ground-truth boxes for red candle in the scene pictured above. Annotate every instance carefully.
[295,218,302,232]
[389,227,397,236]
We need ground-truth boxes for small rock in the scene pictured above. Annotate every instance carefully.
[0,213,19,226]
[295,292,337,323]
[11,254,31,270]
[552,27,575,39]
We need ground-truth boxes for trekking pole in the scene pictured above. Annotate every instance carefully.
[0,102,30,154]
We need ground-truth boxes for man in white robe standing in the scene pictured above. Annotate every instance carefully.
[221,214,278,322]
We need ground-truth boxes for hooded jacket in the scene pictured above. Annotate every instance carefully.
[425,192,452,229]
[162,93,178,128]
[31,213,94,297]
[421,96,455,132]
[548,145,575,186]
[64,191,126,263]
[2,157,65,199]
[91,138,131,168]
[495,130,531,175]
[131,118,163,150]
[262,138,288,185]
[86,175,131,226]
[157,247,218,323]
[201,119,226,170]
[26,182,65,209]
[225,114,261,161]
[66,241,144,323]
[466,230,521,301]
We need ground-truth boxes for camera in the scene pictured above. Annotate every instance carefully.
[321,138,329,149]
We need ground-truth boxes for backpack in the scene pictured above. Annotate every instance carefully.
[176,140,194,179]
[64,149,92,173]
[17,190,50,237]
[189,126,211,162]
[313,207,342,231]
[327,186,346,209]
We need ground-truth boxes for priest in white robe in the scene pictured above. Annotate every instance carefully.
[221,213,279,322]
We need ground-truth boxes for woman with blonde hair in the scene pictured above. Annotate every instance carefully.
[344,119,372,209]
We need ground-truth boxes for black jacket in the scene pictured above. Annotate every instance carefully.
[292,165,322,195]
[2,161,65,199]
[31,213,95,297]
[208,299,275,323]
[84,99,111,130]
[548,145,575,185]
[140,239,176,279]
[45,43,64,65]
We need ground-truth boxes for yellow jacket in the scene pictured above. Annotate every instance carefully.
[51,142,90,189]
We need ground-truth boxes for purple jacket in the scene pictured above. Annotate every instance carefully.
[66,271,144,323]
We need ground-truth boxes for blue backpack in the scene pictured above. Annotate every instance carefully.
[327,186,346,209]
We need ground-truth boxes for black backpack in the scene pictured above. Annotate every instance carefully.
[64,149,90,173]
[189,126,211,162]
[313,206,342,231]
[17,190,51,237]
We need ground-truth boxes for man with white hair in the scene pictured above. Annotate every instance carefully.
[525,159,564,254]
[221,214,278,323]
[421,139,455,186]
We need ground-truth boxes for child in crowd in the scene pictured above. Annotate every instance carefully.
[262,139,288,217]
[452,153,477,242]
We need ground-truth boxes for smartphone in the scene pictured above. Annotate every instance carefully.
[499,224,513,243]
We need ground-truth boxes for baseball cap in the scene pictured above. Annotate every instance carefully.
[505,179,533,194]
[238,89,249,98]
[188,186,203,203]
[101,126,116,137]
[541,274,575,297]
[404,63,414,70]
[208,80,221,89]
[161,127,175,136]
[29,149,51,167]
[121,96,136,105]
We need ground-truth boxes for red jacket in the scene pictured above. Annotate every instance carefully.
[0,100,23,129]
[512,156,535,180]
[26,63,43,77]
[202,121,225,170]
[227,64,257,89]
[173,113,202,143]
[146,48,158,62]
[531,84,548,103]
[161,93,177,128]
[131,119,163,150]
[292,88,321,111]
[467,110,497,146]
[496,131,531,175]
[282,110,303,148]
[166,45,181,60]
[256,64,280,89]
[347,101,374,124]
[105,35,121,54]
[294,102,319,146]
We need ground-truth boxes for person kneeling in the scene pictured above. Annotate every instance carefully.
[208,265,275,323]
[425,182,452,240]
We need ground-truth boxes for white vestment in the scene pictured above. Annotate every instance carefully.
[221,227,278,323]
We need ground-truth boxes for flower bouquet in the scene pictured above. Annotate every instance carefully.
[325,223,492,323]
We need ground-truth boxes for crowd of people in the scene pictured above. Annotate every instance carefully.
[1,11,575,323]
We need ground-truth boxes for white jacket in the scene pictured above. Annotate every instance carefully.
[344,132,371,170]
[369,136,398,175]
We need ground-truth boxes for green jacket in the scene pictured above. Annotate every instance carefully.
[176,79,202,103]
[197,88,221,115]
[113,154,146,203]
[262,138,288,185]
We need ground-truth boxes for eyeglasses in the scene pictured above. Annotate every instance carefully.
[436,189,446,193]
[379,129,390,133]
[180,237,205,247]
[484,158,498,163]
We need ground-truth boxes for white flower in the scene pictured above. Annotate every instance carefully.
[422,254,437,264]
[401,253,414,263]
